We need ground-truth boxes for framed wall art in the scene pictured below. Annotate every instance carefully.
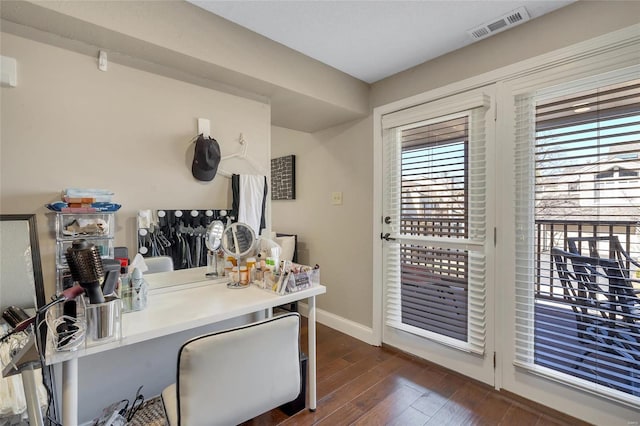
[271,155,296,200]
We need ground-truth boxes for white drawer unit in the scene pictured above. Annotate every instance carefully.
[55,212,116,292]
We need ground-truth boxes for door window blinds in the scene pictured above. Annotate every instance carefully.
[382,93,489,354]
[514,75,640,404]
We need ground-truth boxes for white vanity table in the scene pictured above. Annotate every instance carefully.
[46,267,326,426]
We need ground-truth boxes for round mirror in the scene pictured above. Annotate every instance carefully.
[205,220,224,251]
[204,220,225,278]
[221,222,257,259]
[220,222,257,289]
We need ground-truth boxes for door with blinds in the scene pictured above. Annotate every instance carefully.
[380,86,496,385]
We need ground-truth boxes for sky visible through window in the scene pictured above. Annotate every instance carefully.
[536,116,640,175]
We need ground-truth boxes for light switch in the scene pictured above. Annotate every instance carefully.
[331,192,343,205]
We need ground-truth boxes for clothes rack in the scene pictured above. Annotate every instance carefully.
[137,209,236,270]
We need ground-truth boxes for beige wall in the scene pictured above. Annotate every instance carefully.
[272,118,373,327]
[1,0,369,132]
[0,33,271,297]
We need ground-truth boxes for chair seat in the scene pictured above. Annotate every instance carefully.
[161,383,178,426]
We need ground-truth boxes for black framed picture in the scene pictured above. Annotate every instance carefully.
[271,155,296,200]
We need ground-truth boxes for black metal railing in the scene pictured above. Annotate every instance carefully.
[535,219,638,300]
[400,216,467,238]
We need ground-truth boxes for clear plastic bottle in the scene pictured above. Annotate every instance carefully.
[116,266,129,298]
[122,268,148,312]
[246,257,256,283]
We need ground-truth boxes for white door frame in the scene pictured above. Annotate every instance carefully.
[374,85,497,386]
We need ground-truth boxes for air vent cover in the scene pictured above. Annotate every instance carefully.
[467,7,530,41]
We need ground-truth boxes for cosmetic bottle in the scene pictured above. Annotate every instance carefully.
[240,266,248,285]
[246,257,256,282]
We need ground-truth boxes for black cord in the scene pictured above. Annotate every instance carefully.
[127,386,144,421]
[0,326,22,344]
[115,398,129,418]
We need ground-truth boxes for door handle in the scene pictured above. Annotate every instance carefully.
[380,233,396,241]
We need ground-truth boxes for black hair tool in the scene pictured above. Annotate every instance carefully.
[65,239,107,304]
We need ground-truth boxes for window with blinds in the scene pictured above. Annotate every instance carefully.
[400,115,469,341]
[401,115,468,238]
[514,77,640,403]
[382,93,488,355]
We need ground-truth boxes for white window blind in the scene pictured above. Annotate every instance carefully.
[383,94,488,354]
[514,76,640,404]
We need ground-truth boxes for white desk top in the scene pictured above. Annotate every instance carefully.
[46,268,326,365]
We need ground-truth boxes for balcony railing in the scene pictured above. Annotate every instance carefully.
[400,216,467,238]
[398,218,639,300]
[534,219,639,300]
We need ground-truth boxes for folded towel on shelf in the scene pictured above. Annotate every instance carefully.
[232,175,267,237]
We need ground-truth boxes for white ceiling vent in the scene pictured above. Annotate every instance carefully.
[467,7,530,41]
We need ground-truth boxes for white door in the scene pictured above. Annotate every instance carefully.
[379,86,496,385]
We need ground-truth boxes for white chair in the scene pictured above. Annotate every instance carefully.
[143,256,174,274]
[161,313,302,426]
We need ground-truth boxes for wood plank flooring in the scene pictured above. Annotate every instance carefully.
[244,318,591,426]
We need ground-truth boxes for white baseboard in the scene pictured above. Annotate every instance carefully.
[296,302,377,346]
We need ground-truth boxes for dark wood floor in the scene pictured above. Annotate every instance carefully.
[245,317,591,426]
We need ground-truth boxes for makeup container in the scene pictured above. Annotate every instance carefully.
[246,257,256,282]
[239,266,248,285]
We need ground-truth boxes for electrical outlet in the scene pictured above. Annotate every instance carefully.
[331,192,343,205]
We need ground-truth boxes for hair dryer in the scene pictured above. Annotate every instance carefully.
[65,239,107,304]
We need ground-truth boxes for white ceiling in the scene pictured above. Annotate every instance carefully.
[188,0,575,84]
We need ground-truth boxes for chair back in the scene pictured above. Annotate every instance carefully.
[562,238,640,322]
[551,247,639,334]
[175,313,301,426]
[567,235,640,280]
[551,247,603,330]
[144,256,174,274]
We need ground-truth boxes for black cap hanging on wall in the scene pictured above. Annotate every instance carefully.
[192,134,221,182]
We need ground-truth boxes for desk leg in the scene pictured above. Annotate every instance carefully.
[21,366,44,426]
[308,295,317,411]
[62,357,78,426]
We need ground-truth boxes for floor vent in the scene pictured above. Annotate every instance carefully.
[467,7,530,41]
